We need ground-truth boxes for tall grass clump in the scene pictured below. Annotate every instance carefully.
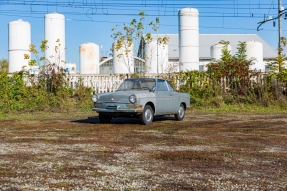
[0,40,93,113]
[178,39,287,109]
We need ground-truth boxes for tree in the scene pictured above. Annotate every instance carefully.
[268,37,287,80]
[111,12,168,74]
[0,59,8,73]
[24,39,68,95]
[207,41,255,97]
[267,37,287,100]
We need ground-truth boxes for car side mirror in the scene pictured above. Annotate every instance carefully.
[150,86,156,93]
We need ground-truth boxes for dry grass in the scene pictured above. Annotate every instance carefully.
[0,111,287,190]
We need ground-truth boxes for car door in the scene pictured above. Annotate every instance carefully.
[155,79,173,115]
[166,81,179,113]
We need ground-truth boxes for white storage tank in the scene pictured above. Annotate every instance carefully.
[45,12,65,66]
[210,43,232,60]
[145,40,169,73]
[246,40,264,71]
[113,40,134,74]
[178,7,199,71]
[79,43,99,74]
[8,19,31,73]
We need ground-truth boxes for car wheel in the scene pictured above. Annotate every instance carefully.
[99,113,112,123]
[140,105,154,125]
[175,104,185,121]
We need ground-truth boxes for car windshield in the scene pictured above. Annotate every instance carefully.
[117,78,156,91]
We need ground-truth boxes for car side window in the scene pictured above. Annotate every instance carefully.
[166,81,175,92]
[157,79,168,91]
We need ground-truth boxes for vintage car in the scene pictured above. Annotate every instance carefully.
[92,78,190,125]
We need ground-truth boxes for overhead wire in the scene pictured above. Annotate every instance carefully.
[0,1,283,8]
[0,9,272,18]
[0,0,285,32]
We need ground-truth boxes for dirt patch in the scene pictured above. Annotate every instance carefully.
[0,112,287,190]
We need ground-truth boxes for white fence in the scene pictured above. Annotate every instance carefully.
[23,73,178,92]
[68,74,124,93]
[67,74,167,93]
[24,73,270,93]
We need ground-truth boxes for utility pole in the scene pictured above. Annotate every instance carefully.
[155,17,159,75]
[278,0,282,51]
[257,0,286,52]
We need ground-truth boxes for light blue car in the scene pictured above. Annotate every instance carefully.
[92,78,190,125]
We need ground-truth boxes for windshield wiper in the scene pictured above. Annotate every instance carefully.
[140,87,150,90]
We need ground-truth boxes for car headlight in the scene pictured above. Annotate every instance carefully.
[129,94,137,103]
[92,94,98,102]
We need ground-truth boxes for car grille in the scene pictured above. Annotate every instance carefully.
[95,103,102,108]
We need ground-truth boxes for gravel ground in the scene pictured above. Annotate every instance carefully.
[0,112,287,190]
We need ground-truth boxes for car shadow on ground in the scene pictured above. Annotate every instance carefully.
[71,115,176,124]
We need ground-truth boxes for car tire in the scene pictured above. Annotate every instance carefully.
[175,104,185,121]
[140,105,154,125]
[99,113,112,123]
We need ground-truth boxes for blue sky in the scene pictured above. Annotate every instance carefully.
[0,0,286,68]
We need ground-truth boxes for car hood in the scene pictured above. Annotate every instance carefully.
[97,91,151,103]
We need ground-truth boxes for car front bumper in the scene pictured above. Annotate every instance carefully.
[92,108,143,113]
[92,102,143,115]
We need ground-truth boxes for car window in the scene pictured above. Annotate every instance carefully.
[117,78,156,91]
[140,79,156,90]
[117,79,134,90]
[166,81,175,92]
[157,79,168,91]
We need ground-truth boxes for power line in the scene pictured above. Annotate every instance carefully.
[0,1,285,8]
[257,0,285,52]
[1,11,284,33]
[0,10,274,18]
[0,0,285,32]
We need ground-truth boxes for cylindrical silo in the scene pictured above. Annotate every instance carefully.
[246,40,264,72]
[45,12,65,66]
[113,40,134,74]
[145,40,169,74]
[178,7,199,71]
[79,42,99,74]
[210,43,232,60]
[8,19,31,73]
